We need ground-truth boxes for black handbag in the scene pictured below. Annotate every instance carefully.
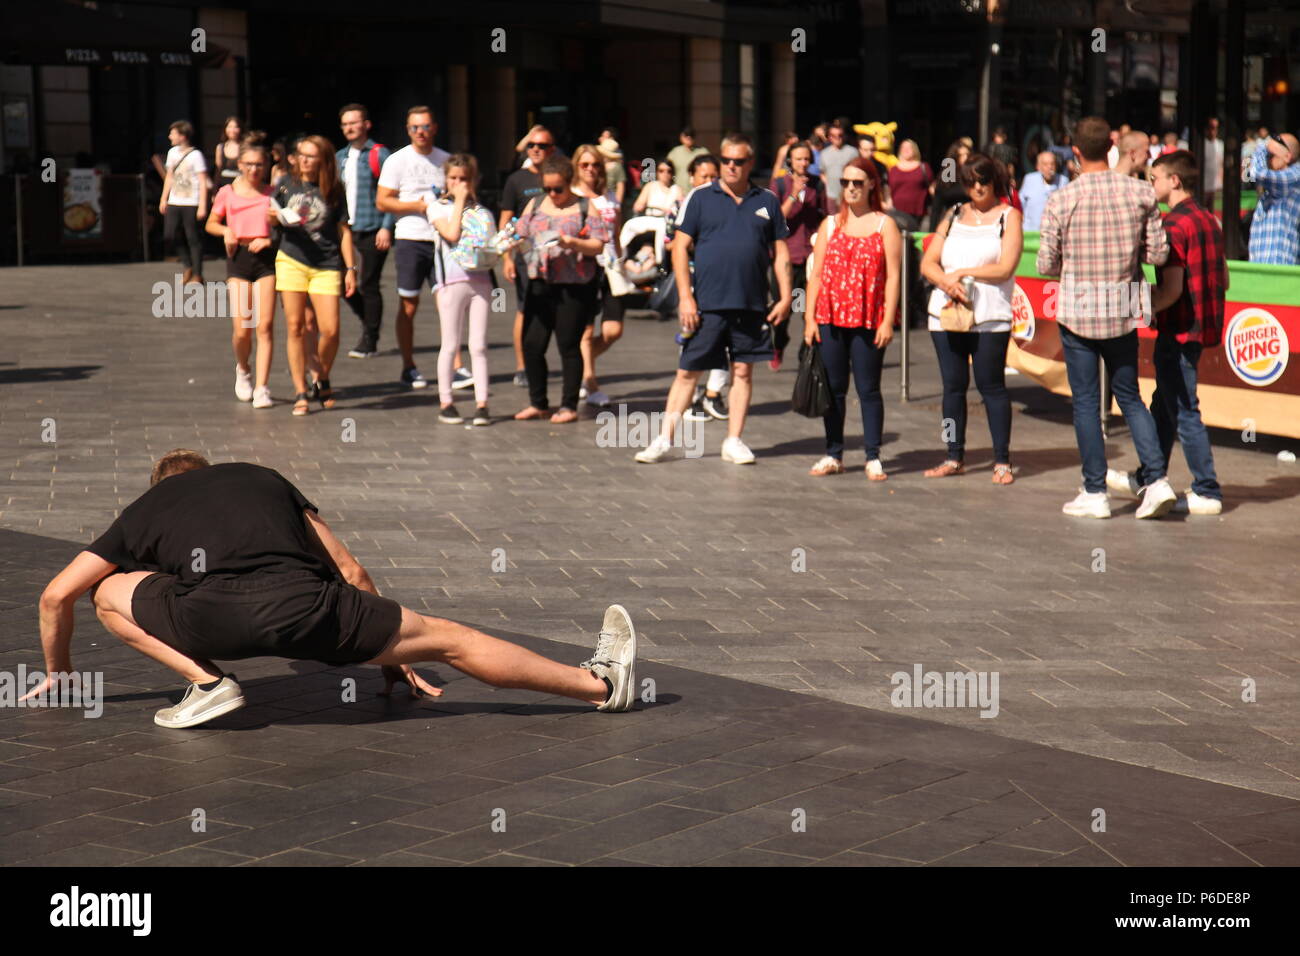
[646,270,679,317]
[792,342,832,418]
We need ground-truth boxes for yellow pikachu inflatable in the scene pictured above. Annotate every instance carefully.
[853,121,900,170]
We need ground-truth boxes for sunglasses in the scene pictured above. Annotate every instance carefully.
[840,178,867,188]
[528,141,554,150]
[544,185,567,195]
[719,156,748,167]
[408,124,433,132]
[240,162,266,168]
[577,161,600,168]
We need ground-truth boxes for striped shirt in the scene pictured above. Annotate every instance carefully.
[1247,141,1300,266]
[1036,170,1169,339]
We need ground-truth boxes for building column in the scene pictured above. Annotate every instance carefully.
[447,64,470,153]
[688,37,723,151]
[38,66,92,168]
[771,43,795,144]
[198,7,247,144]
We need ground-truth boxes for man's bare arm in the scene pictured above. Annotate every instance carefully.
[33,551,118,681]
[304,509,378,595]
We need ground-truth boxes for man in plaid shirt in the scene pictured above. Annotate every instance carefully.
[1246,133,1300,266]
[337,103,396,358]
[1037,116,1175,520]
[1108,151,1224,515]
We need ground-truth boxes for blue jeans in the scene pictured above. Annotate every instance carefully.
[1138,336,1222,499]
[1058,326,1167,494]
[929,330,1012,464]
[817,324,885,460]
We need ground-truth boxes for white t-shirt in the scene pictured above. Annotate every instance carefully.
[427,200,470,288]
[342,146,360,225]
[926,213,1013,333]
[378,144,450,241]
[165,146,207,206]
[590,190,619,259]
[1204,138,1224,191]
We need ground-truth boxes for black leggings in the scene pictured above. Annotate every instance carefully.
[929,330,1012,464]
[818,324,886,460]
[164,205,204,276]
[523,278,597,410]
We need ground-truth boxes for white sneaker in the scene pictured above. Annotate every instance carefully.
[154,675,245,729]
[865,459,886,480]
[721,436,756,465]
[251,386,273,409]
[234,364,253,402]
[635,435,673,464]
[579,384,589,400]
[452,367,475,390]
[1135,477,1177,519]
[1174,491,1223,515]
[1062,489,1111,519]
[585,389,611,407]
[1106,468,1141,498]
[582,605,636,713]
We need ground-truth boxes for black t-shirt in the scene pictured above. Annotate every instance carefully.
[272,175,346,269]
[501,167,543,219]
[86,463,335,594]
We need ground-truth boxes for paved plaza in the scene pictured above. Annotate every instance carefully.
[0,260,1297,866]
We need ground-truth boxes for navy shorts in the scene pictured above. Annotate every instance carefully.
[395,239,436,298]
[131,569,402,666]
[679,310,772,370]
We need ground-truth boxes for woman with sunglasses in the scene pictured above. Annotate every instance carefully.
[803,158,900,479]
[633,160,684,218]
[919,152,1022,484]
[512,155,612,423]
[271,134,357,416]
[205,142,278,408]
[572,144,624,408]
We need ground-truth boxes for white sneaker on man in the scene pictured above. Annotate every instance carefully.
[234,364,253,402]
[1062,489,1111,519]
[1173,491,1223,515]
[721,436,756,465]
[635,435,673,464]
[1135,477,1177,519]
[582,605,637,713]
[1105,468,1141,498]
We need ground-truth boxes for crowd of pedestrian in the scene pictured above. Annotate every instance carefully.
[155,101,1292,519]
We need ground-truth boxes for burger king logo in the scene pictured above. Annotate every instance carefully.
[1224,308,1289,387]
[1010,283,1035,341]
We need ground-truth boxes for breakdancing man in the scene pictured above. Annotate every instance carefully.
[29,450,636,728]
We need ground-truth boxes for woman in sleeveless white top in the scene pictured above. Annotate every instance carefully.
[919,155,1024,484]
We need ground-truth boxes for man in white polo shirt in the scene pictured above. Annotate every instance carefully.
[377,105,450,390]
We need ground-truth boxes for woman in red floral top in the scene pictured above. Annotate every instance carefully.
[513,155,612,423]
[802,157,901,479]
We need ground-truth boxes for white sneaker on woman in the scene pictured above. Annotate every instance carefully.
[251,386,273,409]
[234,364,253,402]
[721,436,756,465]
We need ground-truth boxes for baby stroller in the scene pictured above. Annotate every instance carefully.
[614,213,678,320]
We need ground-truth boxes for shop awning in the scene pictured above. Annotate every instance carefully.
[0,2,230,68]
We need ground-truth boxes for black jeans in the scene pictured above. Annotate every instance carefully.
[929,330,1012,464]
[164,205,204,276]
[768,261,807,355]
[523,278,596,410]
[818,324,886,460]
[345,230,389,348]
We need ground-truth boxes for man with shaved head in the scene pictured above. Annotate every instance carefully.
[1114,130,1152,179]
[1247,132,1300,265]
[1020,150,1068,231]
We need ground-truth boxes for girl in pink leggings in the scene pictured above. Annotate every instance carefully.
[429,154,494,425]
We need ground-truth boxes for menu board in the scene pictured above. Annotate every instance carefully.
[63,168,103,240]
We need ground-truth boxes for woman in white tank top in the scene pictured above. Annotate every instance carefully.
[919,153,1024,484]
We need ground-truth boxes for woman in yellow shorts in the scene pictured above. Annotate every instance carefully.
[271,134,357,415]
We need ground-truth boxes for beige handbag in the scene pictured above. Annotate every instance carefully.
[939,276,976,332]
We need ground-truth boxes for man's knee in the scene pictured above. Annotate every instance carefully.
[732,362,753,382]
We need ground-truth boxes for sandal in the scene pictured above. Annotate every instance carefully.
[292,392,310,416]
[549,407,578,424]
[809,456,844,476]
[514,406,548,420]
[865,459,888,481]
[306,376,320,402]
[992,463,1014,485]
[923,460,965,478]
[317,377,335,409]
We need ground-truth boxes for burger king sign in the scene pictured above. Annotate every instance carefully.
[1224,308,1289,387]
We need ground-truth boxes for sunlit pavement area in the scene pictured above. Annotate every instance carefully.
[0,260,1296,866]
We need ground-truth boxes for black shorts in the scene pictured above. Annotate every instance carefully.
[131,570,402,666]
[227,244,276,282]
[678,309,773,370]
[512,251,528,310]
[395,239,436,298]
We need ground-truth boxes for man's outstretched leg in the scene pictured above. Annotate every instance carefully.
[92,572,247,728]
[369,605,637,712]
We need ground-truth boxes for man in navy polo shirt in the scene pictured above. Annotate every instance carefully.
[635,134,793,464]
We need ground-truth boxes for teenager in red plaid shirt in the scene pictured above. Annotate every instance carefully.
[1108,151,1224,514]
